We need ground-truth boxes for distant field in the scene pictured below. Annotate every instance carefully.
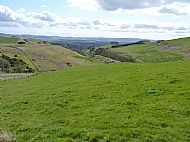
[109,37,190,63]
[1,37,190,72]
[0,37,19,43]
[156,37,190,59]
[111,43,184,63]
[163,37,190,45]
[0,61,190,141]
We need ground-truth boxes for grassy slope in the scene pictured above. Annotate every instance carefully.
[111,42,184,63]
[163,37,190,45]
[108,37,190,63]
[0,45,36,70]
[0,37,19,43]
[1,61,190,141]
[157,37,190,59]
[0,38,94,72]
[21,41,94,71]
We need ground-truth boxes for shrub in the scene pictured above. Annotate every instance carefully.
[94,48,136,62]
[0,55,34,73]
[0,57,11,72]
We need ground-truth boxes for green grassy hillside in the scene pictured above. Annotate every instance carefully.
[163,37,190,45]
[0,38,94,72]
[111,43,184,63]
[1,61,190,141]
[156,37,190,59]
[109,37,190,63]
[0,37,19,43]
[0,46,36,72]
[20,41,93,71]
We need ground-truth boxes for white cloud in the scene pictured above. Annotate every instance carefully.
[65,0,190,17]
[96,0,190,11]
[159,7,187,16]
[0,4,190,40]
[159,2,190,16]
[0,22,19,27]
[103,2,190,17]
[0,5,63,28]
[67,0,100,11]
[16,8,26,13]
[0,5,18,22]
[31,11,60,22]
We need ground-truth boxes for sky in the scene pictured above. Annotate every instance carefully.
[0,0,190,40]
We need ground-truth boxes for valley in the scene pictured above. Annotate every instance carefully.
[0,36,190,142]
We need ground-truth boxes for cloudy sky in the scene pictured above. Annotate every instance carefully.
[0,0,190,40]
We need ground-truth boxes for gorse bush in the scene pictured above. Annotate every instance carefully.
[0,54,34,73]
[0,57,11,72]
[94,48,136,62]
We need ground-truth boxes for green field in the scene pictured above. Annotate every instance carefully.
[1,61,190,141]
[111,43,184,63]
[163,37,190,45]
[107,38,190,63]
[157,38,190,59]
[0,37,19,43]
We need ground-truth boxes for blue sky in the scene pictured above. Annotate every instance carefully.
[0,0,190,40]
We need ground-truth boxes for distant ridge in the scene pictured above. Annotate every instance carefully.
[0,33,147,43]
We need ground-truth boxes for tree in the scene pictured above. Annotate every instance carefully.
[0,57,11,72]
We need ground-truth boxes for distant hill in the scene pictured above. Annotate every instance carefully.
[96,37,190,63]
[0,33,13,37]
[0,33,147,51]
[1,35,189,73]
[155,37,190,59]
[0,37,94,72]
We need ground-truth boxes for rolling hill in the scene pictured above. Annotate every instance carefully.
[95,37,190,63]
[1,36,189,69]
[0,37,94,72]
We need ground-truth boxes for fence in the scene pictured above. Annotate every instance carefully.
[0,72,39,81]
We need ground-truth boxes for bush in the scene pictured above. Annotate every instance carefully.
[94,48,136,62]
[0,57,11,72]
[0,54,34,73]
